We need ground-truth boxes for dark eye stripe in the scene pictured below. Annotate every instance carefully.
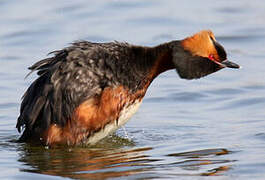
[210,37,227,61]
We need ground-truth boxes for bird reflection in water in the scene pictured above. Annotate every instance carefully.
[167,148,236,176]
[17,135,235,179]
[18,135,155,179]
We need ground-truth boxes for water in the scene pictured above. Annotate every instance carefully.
[1,0,265,179]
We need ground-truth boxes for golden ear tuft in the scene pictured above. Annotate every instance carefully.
[181,30,218,58]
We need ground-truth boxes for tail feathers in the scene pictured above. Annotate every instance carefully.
[26,57,54,78]
[26,50,68,78]
[17,50,70,142]
[16,74,53,140]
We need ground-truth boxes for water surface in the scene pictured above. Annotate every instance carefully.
[1,0,265,179]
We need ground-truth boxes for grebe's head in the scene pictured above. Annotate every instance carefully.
[172,30,240,79]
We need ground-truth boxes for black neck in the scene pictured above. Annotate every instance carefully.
[124,41,178,91]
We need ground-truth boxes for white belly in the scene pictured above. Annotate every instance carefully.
[86,100,142,145]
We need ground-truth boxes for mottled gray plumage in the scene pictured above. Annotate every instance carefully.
[16,41,161,140]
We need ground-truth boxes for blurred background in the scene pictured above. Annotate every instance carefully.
[1,0,265,179]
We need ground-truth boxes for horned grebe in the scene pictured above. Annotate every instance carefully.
[16,30,239,146]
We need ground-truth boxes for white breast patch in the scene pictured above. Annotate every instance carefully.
[86,100,142,145]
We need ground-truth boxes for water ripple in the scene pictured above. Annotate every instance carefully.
[1,0,265,179]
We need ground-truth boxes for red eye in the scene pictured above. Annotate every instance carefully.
[208,54,215,61]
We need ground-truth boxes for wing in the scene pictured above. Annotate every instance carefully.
[16,42,114,139]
